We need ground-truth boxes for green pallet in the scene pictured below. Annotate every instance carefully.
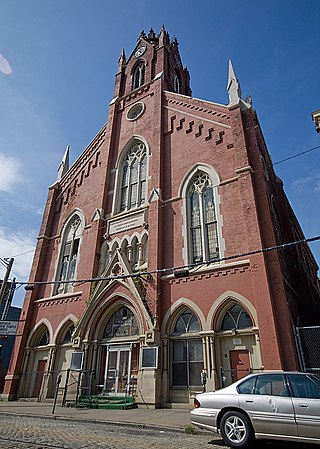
[67,395,137,410]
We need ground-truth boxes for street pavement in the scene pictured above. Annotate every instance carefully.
[0,401,318,448]
[0,400,193,432]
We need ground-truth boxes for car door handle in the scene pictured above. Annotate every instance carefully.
[299,403,309,408]
[245,399,254,403]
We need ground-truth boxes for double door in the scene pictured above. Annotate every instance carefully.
[104,345,131,395]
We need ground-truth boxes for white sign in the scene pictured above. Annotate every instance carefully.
[0,321,18,336]
[109,211,145,235]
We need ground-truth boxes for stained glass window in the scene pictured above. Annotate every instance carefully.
[103,307,139,338]
[188,173,219,263]
[119,142,147,212]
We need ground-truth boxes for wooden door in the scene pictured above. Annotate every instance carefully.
[229,349,250,382]
[32,359,46,398]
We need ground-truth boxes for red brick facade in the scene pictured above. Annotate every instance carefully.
[3,27,320,406]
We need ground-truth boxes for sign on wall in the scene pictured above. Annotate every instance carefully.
[70,351,84,370]
[0,321,18,336]
[141,346,158,369]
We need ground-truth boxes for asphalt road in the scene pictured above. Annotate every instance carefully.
[0,415,319,449]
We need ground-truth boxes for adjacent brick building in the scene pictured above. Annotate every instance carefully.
[3,26,320,407]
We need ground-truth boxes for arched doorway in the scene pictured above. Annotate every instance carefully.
[21,325,50,399]
[215,303,260,387]
[169,308,204,403]
[96,305,140,396]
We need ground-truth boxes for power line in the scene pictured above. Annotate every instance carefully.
[14,235,320,288]
[272,145,320,167]
[4,144,320,261]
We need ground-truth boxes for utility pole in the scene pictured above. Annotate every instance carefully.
[0,257,14,307]
[0,277,16,321]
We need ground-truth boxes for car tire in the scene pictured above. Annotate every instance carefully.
[220,410,254,449]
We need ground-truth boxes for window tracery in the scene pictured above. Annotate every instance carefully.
[103,307,139,338]
[56,214,83,294]
[119,142,147,213]
[188,172,219,263]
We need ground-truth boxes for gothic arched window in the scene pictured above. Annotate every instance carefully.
[56,214,83,294]
[132,62,145,90]
[119,141,147,212]
[174,71,180,93]
[188,172,219,263]
[170,310,203,388]
[103,306,139,338]
[220,304,253,331]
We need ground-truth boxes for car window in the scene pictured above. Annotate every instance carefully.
[238,376,256,394]
[288,374,320,399]
[253,374,288,397]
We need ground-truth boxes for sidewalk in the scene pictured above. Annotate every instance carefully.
[0,401,194,432]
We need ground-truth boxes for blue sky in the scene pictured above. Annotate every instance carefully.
[0,0,319,307]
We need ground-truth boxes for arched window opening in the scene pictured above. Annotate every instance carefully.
[174,71,180,93]
[62,325,74,344]
[172,310,200,335]
[34,329,49,347]
[103,306,139,339]
[119,142,147,212]
[132,62,145,90]
[188,172,219,263]
[170,310,203,388]
[220,304,253,331]
[57,215,82,294]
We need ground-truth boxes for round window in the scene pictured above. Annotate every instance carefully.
[127,102,145,121]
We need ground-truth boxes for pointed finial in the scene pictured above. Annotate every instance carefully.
[118,48,126,70]
[56,145,70,181]
[148,28,156,40]
[227,59,242,105]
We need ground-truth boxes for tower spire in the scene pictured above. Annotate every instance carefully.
[227,59,242,105]
[56,145,70,181]
[118,48,126,71]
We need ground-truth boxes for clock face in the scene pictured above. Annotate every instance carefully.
[135,46,146,58]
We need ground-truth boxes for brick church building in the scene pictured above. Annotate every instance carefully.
[3,26,320,407]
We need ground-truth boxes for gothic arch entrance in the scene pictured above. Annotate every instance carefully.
[214,303,261,387]
[96,305,140,396]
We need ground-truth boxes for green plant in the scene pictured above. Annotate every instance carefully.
[184,424,198,435]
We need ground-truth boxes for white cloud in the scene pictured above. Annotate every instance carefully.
[0,153,22,192]
[0,227,36,281]
[0,54,12,75]
[292,171,320,193]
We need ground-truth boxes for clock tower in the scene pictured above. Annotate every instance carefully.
[113,25,192,99]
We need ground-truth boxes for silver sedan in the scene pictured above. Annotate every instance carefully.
[190,371,320,448]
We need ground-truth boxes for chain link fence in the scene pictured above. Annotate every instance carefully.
[296,326,320,373]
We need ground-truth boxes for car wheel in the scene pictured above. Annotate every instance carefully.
[220,411,254,449]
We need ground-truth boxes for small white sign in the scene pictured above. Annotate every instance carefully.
[109,211,145,235]
[0,321,18,336]
[232,337,242,345]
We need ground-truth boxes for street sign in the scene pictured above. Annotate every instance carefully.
[0,321,18,336]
